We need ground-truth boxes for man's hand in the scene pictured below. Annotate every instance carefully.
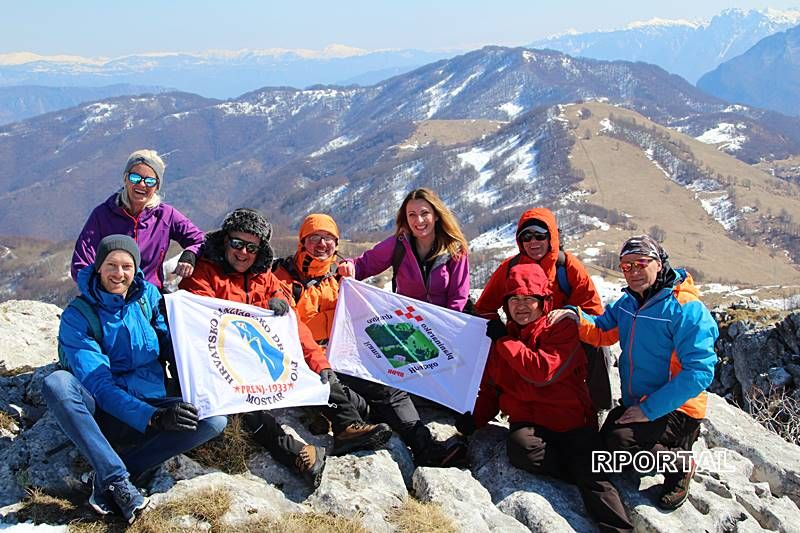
[615,405,649,424]
[337,260,355,278]
[268,298,290,316]
[547,309,579,326]
[151,402,199,432]
[173,261,194,278]
[319,368,337,384]
[486,319,507,341]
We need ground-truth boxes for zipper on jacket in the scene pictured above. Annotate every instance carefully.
[244,272,250,305]
[121,210,141,242]
[625,295,662,402]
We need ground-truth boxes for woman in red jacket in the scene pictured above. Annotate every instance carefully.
[469,263,632,532]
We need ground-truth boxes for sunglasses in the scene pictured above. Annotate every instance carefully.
[228,238,260,254]
[127,173,159,188]
[306,234,337,245]
[520,230,549,243]
[619,258,655,272]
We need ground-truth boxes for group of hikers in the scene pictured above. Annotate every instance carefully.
[48,149,719,531]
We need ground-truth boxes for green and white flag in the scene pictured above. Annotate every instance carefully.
[328,278,490,413]
[165,290,330,419]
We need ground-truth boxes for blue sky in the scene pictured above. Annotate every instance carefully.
[3,0,799,56]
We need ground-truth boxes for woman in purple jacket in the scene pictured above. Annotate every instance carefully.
[338,188,470,310]
[336,188,471,467]
[71,150,204,291]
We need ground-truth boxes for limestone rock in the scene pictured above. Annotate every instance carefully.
[703,392,800,507]
[413,466,528,532]
[0,301,61,373]
[307,449,407,533]
[145,472,302,528]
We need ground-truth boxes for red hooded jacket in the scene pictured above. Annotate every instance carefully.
[474,207,603,319]
[473,262,595,432]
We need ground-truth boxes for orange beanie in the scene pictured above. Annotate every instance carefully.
[298,214,339,242]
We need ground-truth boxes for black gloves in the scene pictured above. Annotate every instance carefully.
[486,319,507,341]
[319,368,337,384]
[268,297,290,316]
[455,411,476,436]
[151,402,199,432]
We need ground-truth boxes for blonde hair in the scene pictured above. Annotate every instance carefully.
[394,188,468,260]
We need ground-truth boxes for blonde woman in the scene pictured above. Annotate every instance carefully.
[338,188,470,310]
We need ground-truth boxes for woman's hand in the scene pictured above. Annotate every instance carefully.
[337,260,355,278]
[173,261,194,278]
[547,308,578,326]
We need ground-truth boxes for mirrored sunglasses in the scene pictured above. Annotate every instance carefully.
[520,230,549,243]
[619,258,655,272]
[127,173,159,188]
[306,234,337,245]
[228,238,260,254]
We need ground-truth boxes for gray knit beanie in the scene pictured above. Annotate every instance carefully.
[124,149,165,189]
[95,234,141,272]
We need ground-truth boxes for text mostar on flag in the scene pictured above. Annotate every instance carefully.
[327,278,491,413]
[164,290,330,418]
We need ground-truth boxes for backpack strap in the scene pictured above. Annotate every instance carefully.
[58,295,102,371]
[505,253,523,278]
[556,250,572,297]
[275,255,337,303]
[390,237,406,293]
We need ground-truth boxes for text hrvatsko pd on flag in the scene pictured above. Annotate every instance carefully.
[327,278,490,413]
[164,290,330,419]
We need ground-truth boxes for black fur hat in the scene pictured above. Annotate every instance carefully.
[203,208,274,273]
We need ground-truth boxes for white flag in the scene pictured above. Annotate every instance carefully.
[327,278,490,413]
[164,290,330,419]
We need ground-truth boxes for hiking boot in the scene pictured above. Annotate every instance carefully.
[414,439,470,468]
[296,444,326,487]
[108,478,149,524]
[332,422,392,455]
[86,472,114,516]
[658,458,696,510]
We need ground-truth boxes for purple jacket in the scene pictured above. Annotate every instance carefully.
[71,193,204,289]
[352,234,470,311]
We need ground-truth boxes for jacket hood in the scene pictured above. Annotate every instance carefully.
[504,262,553,316]
[516,208,560,282]
[76,263,146,309]
[202,229,274,274]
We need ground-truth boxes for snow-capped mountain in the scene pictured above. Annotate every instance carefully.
[1,45,799,278]
[0,47,455,99]
[530,8,800,83]
[697,23,800,117]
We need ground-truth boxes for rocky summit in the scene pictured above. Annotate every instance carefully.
[1,299,799,532]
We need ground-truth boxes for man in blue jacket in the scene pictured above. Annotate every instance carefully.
[556,234,717,511]
[44,235,227,524]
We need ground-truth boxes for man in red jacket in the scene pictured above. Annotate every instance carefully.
[467,263,632,532]
[180,208,391,486]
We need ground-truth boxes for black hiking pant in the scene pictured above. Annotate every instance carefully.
[244,378,364,468]
[507,423,633,533]
[601,405,701,473]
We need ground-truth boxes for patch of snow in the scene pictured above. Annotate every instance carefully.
[722,104,748,113]
[592,275,625,307]
[499,101,523,119]
[626,17,703,30]
[78,102,117,132]
[761,294,800,311]
[699,194,738,231]
[522,50,537,62]
[687,179,724,192]
[583,247,600,257]
[504,141,537,183]
[449,71,481,98]
[313,184,348,209]
[424,74,454,119]
[578,214,610,231]
[309,135,359,157]
[471,223,517,251]
[598,118,614,133]
[695,123,747,152]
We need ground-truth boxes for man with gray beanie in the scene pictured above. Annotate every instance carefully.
[552,234,718,511]
[71,149,204,291]
[46,234,227,523]
[180,208,392,487]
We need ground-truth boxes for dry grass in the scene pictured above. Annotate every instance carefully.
[0,410,18,432]
[239,512,369,533]
[386,498,458,533]
[0,363,37,377]
[129,486,232,533]
[186,414,259,474]
[715,307,789,329]
[402,119,506,148]
[15,488,122,532]
[743,385,800,446]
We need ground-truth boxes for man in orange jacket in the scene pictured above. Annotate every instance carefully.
[180,209,391,486]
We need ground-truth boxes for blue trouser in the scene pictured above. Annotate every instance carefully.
[43,370,227,488]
